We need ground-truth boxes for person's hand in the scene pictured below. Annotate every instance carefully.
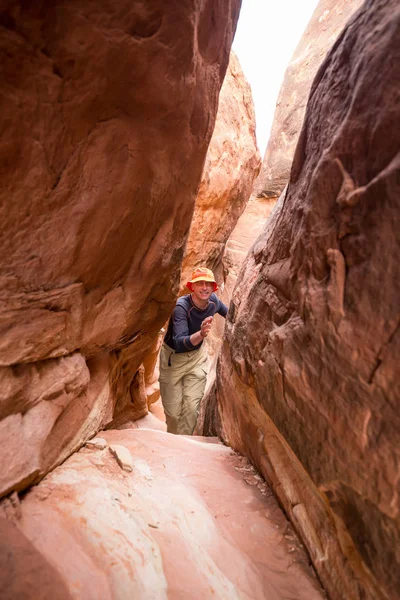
[200,316,213,338]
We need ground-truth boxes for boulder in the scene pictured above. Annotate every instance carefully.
[0,0,240,497]
[203,1,400,599]
[85,437,107,450]
[255,0,363,200]
[109,443,133,472]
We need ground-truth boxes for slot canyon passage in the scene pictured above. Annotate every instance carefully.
[0,0,399,599]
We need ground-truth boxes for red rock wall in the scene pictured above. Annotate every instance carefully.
[255,0,363,200]
[0,0,241,497]
[204,1,400,599]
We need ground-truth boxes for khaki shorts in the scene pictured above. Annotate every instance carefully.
[159,343,208,435]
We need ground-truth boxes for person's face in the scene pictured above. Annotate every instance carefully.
[191,280,214,303]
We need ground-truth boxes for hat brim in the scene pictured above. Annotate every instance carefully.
[187,279,218,291]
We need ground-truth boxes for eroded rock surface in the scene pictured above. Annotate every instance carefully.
[203,1,400,599]
[255,0,363,200]
[0,0,240,497]
[0,425,324,599]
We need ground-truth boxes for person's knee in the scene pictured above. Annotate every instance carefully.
[177,409,197,436]
[160,382,183,434]
[180,383,204,436]
[187,364,207,398]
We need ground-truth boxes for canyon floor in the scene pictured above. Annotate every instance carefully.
[2,412,326,599]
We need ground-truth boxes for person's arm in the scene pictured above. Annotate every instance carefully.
[189,329,205,347]
[172,305,206,351]
[217,298,228,318]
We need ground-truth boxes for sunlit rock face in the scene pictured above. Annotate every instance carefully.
[203,1,400,599]
[0,425,324,599]
[181,51,261,289]
[215,0,363,342]
[0,0,240,497]
[255,0,363,201]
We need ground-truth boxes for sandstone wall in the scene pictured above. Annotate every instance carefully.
[255,0,363,200]
[203,1,400,598]
[0,0,241,498]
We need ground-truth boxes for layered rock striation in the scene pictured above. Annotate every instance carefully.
[255,0,363,201]
[0,0,240,497]
[203,1,400,599]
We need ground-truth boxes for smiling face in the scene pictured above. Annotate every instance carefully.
[191,280,214,306]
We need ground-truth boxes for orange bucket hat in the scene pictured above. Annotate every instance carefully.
[186,267,218,291]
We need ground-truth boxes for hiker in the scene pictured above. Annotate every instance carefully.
[160,267,228,435]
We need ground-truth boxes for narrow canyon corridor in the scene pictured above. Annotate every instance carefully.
[1,416,325,600]
[1,0,399,598]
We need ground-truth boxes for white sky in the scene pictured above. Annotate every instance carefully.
[232,0,320,156]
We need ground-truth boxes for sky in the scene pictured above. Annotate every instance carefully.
[232,0,320,156]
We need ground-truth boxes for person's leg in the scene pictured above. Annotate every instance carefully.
[159,345,184,434]
[179,352,208,435]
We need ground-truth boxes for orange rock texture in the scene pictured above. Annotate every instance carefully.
[181,51,261,288]
[255,0,363,200]
[0,0,240,498]
[202,1,400,599]
[0,423,324,599]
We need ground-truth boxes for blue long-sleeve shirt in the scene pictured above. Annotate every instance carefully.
[164,293,228,353]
